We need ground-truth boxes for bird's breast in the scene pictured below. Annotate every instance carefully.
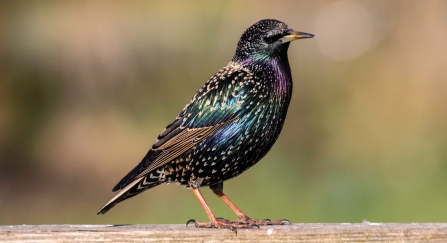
[173,61,294,187]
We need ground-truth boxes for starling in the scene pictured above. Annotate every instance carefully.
[98,19,315,231]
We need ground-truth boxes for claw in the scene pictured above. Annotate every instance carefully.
[216,218,231,224]
[231,226,237,235]
[186,219,197,227]
[280,219,291,225]
[251,224,260,229]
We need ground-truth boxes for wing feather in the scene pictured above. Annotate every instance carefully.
[137,118,238,178]
[112,64,254,192]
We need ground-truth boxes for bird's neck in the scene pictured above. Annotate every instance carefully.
[269,53,292,95]
[236,52,293,97]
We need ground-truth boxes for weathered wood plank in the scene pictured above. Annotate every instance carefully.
[1,223,446,242]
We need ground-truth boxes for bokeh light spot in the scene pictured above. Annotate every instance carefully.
[315,0,374,61]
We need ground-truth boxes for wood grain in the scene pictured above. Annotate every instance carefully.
[1,223,447,242]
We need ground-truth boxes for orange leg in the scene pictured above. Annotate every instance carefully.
[190,188,219,225]
[210,185,249,220]
[187,183,290,231]
[187,188,259,231]
[210,182,290,226]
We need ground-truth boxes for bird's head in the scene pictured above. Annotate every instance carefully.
[233,19,315,65]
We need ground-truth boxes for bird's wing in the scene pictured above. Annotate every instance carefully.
[112,65,256,192]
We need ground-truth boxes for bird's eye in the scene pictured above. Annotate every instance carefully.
[263,34,283,44]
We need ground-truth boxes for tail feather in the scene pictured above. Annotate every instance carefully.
[97,176,160,215]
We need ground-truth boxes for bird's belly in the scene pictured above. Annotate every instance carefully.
[182,113,286,187]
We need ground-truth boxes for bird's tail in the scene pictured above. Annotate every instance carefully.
[97,176,159,215]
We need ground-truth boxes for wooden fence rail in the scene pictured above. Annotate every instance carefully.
[1,223,446,242]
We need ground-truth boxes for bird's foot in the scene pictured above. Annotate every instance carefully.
[186,218,260,234]
[219,217,290,226]
[186,217,290,234]
[242,217,291,226]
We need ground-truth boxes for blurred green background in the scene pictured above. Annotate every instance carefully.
[1,0,447,225]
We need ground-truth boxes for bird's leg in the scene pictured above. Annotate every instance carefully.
[210,182,291,226]
[209,183,249,221]
[187,188,258,231]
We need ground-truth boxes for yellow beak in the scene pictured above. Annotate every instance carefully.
[280,31,315,43]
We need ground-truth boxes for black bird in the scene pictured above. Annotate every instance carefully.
[98,19,315,230]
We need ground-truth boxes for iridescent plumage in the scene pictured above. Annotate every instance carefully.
[98,19,314,231]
